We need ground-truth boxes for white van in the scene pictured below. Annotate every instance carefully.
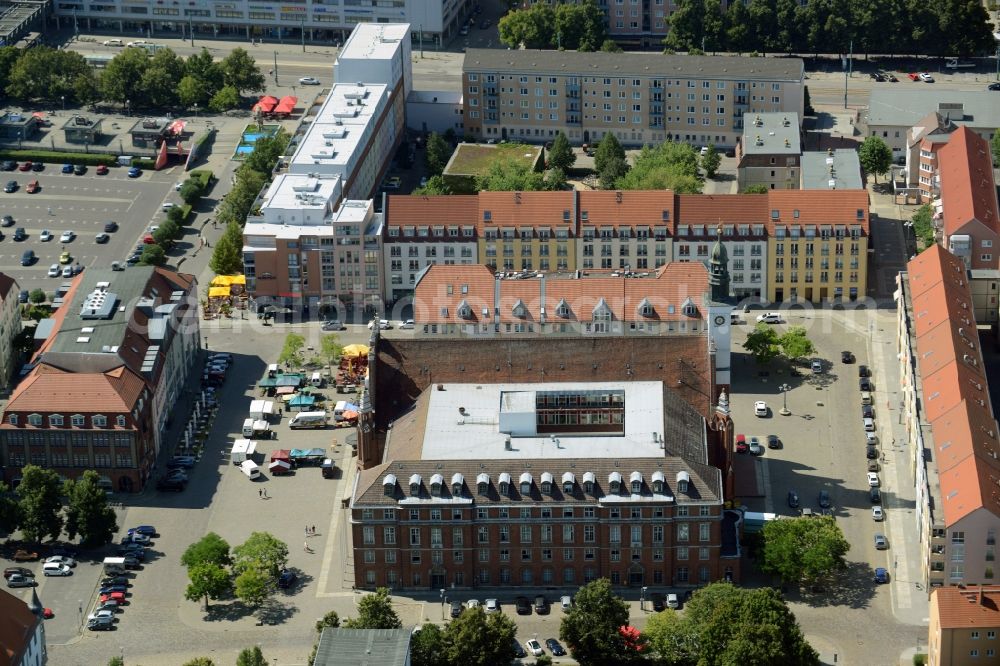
[230,439,257,465]
[242,418,271,438]
[103,557,127,574]
[310,372,323,388]
[239,460,261,480]
[289,411,328,429]
[333,401,349,421]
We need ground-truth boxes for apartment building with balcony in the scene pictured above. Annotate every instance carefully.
[735,113,801,191]
[929,585,1000,665]
[461,49,804,148]
[896,245,1000,591]
[766,190,870,303]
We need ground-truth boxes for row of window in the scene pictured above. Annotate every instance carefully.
[363,545,714,565]
[362,504,711,522]
[469,73,783,93]
[6,452,134,467]
[362,564,716,587]
[363,522,713,547]
[9,413,128,428]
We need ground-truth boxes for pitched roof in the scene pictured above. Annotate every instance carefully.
[0,272,17,302]
[906,244,1000,528]
[314,628,411,666]
[477,191,576,233]
[4,363,146,415]
[675,194,769,226]
[933,585,1000,629]
[577,190,674,229]
[937,126,1000,238]
[0,588,41,665]
[766,190,870,229]
[385,194,479,228]
[463,48,804,82]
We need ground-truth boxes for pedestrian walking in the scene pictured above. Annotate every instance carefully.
[259,489,263,498]
[263,488,268,498]
[304,542,310,552]
[305,527,310,538]
[311,525,316,535]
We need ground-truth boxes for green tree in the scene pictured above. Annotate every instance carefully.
[742,322,781,364]
[778,325,816,362]
[140,49,185,108]
[748,0,779,53]
[598,156,629,190]
[232,531,289,581]
[545,166,568,191]
[615,142,702,192]
[425,132,451,177]
[209,221,245,275]
[414,175,452,196]
[725,0,752,52]
[236,646,267,666]
[167,205,189,226]
[0,46,20,94]
[593,133,626,174]
[498,5,555,49]
[344,587,402,629]
[743,184,770,194]
[24,305,51,322]
[28,288,46,304]
[553,0,607,51]
[181,532,232,569]
[100,48,149,106]
[278,333,305,368]
[320,334,343,365]
[443,607,517,666]
[234,567,271,607]
[476,157,547,192]
[208,85,241,113]
[177,75,208,108]
[642,608,688,663]
[153,220,178,247]
[217,169,268,226]
[911,204,935,250]
[559,578,632,666]
[15,465,64,543]
[243,131,290,175]
[221,48,265,95]
[0,481,21,535]
[184,562,232,609]
[411,623,448,666]
[760,515,850,586]
[858,135,892,183]
[701,143,721,178]
[664,0,706,51]
[315,610,341,633]
[599,39,623,52]
[703,0,726,51]
[535,656,553,666]
[107,658,124,666]
[803,85,814,116]
[139,243,166,267]
[62,470,117,547]
[185,48,224,96]
[179,180,204,204]
[181,658,216,666]
[992,128,1000,166]
[547,131,576,171]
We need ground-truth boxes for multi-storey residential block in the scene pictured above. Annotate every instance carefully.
[462,49,804,148]
[576,191,674,271]
[0,267,199,492]
[766,190,870,303]
[245,24,409,316]
[935,127,1000,271]
[0,273,23,389]
[51,0,465,52]
[349,262,741,592]
[736,113,801,191]
[929,585,1000,665]
[897,246,1000,591]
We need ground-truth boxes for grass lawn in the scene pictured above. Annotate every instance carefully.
[445,143,543,176]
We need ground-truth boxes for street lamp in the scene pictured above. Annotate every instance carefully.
[193,103,199,118]
[125,99,130,117]
[779,383,791,415]
[440,589,446,620]
[640,586,647,611]
[60,95,65,111]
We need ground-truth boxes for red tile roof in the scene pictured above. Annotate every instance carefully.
[906,244,1000,527]
[933,585,1000,629]
[477,191,576,234]
[577,191,674,229]
[766,190,871,231]
[3,363,146,417]
[385,194,479,229]
[0,589,41,665]
[938,126,1000,239]
[675,194,768,226]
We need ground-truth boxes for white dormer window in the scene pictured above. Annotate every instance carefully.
[583,471,596,495]
[652,471,665,494]
[593,298,612,321]
[71,414,85,427]
[520,472,533,496]
[608,471,622,494]
[637,297,654,318]
[477,473,490,496]
[499,472,512,496]
[681,297,697,317]
[409,474,422,497]
[457,299,472,319]
[28,414,42,426]
[383,474,397,496]
[8,414,17,426]
[630,471,642,494]
[540,472,554,495]
[512,299,527,318]
[556,299,570,318]
[430,473,444,497]
[49,414,64,427]
[93,415,107,428]
[116,415,127,427]
[677,470,690,493]
[451,473,464,496]
[562,472,575,494]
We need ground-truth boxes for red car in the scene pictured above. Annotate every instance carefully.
[26,180,39,193]
[735,433,748,454]
[143,234,155,244]
[99,591,126,604]
[907,72,920,81]
[18,161,31,171]
[42,608,54,619]
[96,164,109,175]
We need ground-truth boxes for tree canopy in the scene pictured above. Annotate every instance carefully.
[62,470,118,546]
[425,132,452,177]
[231,531,289,580]
[701,143,722,178]
[344,588,403,629]
[614,142,703,192]
[778,326,816,362]
[743,323,781,364]
[184,562,232,609]
[476,157,550,192]
[221,48,266,95]
[499,0,607,50]
[644,582,819,665]
[858,136,892,183]
[209,220,245,275]
[548,131,577,171]
[759,515,850,585]
[560,578,637,665]
[181,532,232,569]
[16,465,64,543]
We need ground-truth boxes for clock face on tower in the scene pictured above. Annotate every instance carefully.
[714,315,726,326]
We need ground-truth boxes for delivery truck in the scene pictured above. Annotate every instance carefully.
[241,418,272,439]
[289,411,328,429]
[248,400,276,421]
[230,439,257,465]
[239,460,261,480]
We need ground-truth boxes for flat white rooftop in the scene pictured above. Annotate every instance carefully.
[420,382,669,460]
[338,23,410,62]
[289,82,387,174]
[261,173,341,212]
[244,199,380,242]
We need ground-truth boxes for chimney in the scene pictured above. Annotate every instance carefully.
[980,584,985,605]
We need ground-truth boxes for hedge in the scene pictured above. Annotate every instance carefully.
[0,149,119,166]
[133,158,156,169]
[189,169,215,190]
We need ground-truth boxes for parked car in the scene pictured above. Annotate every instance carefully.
[874,533,888,549]
[59,230,74,243]
[13,227,26,241]
[766,434,780,449]
[95,164,109,175]
[866,445,878,459]
[918,72,934,82]
[754,400,768,417]
[128,167,142,178]
[59,251,71,264]
[100,591,126,604]
[868,460,880,472]
[666,593,680,609]
[45,555,76,568]
[859,365,870,377]
[449,600,463,618]
[867,472,880,487]
[748,436,763,456]
[484,598,500,614]
[14,550,40,562]
[841,350,855,363]
[4,567,34,580]
[321,320,346,331]
[1,215,13,227]
[870,487,882,504]
[17,161,31,171]
[367,319,391,330]
[546,638,566,656]
[98,584,128,595]
[104,221,118,232]
[1,160,16,171]
[129,525,158,537]
[735,433,748,454]
[872,506,884,521]
[398,319,415,329]
[862,404,874,419]
[863,417,875,432]
[787,490,800,508]
[73,164,87,175]
[810,359,823,373]
[20,249,34,265]
[299,76,321,85]
[43,563,72,576]
[278,569,297,589]
[167,456,196,469]
[103,38,124,46]
[25,179,39,193]
[61,163,73,173]
[101,576,129,587]
[525,639,543,657]
[560,595,572,611]
[6,574,36,588]
[534,595,550,614]
[87,616,115,631]
[650,592,666,612]
[17,289,28,303]
[515,596,532,615]
[989,82,1000,91]
[511,639,526,658]
[818,490,831,508]
[756,312,781,323]
[874,567,889,583]
[860,377,873,391]
[156,477,186,492]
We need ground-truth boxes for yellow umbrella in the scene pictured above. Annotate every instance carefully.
[342,344,369,358]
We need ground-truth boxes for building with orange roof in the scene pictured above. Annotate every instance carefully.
[896,245,1000,590]
[0,272,22,390]
[928,585,1000,665]
[0,588,45,666]
[0,267,199,493]
[935,127,1000,271]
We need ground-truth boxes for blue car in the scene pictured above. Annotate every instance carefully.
[874,567,889,584]
[61,163,73,173]
[99,584,128,595]
[129,525,157,537]
[127,167,141,178]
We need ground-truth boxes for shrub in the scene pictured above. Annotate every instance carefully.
[189,169,215,189]
[0,149,117,167]
[133,158,156,169]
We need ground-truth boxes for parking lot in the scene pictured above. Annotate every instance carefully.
[0,162,188,295]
